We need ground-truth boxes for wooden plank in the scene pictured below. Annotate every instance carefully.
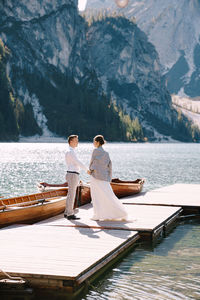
[37,203,182,233]
[150,184,200,194]
[122,184,200,208]
[0,225,138,280]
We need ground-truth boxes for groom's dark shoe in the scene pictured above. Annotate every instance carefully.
[64,214,80,220]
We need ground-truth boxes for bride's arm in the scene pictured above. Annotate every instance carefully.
[89,149,97,172]
[108,159,112,181]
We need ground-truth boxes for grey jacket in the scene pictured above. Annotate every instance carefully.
[89,147,112,182]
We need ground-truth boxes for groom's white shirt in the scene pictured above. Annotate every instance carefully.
[65,146,87,172]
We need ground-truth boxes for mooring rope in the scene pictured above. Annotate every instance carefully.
[0,268,25,282]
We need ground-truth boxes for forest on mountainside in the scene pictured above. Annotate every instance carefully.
[0,38,144,141]
[23,67,144,141]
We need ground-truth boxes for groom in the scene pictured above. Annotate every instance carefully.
[64,135,88,220]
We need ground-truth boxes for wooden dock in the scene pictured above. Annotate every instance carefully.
[37,203,182,239]
[0,224,139,295]
[123,184,200,214]
[0,183,199,297]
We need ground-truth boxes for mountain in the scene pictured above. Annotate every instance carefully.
[86,15,172,140]
[85,12,200,141]
[86,0,200,137]
[86,0,200,98]
[0,0,199,142]
[0,0,136,141]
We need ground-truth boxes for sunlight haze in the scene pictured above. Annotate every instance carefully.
[78,0,88,11]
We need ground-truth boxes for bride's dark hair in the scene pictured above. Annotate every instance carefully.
[94,135,105,145]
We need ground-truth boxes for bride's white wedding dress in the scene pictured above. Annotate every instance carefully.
[90,176,128,221]
[89,145,128,221]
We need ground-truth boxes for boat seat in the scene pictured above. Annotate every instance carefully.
[3,206,19,210]
[0,205,6,211]
[0,199,6,210]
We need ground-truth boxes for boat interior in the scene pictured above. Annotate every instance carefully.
[0,189,67,211]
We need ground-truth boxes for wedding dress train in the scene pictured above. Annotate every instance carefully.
[90,176,128,221]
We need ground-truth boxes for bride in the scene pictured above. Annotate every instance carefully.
[89,135,128,221]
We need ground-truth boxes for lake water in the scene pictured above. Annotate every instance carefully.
[0,142,200,299]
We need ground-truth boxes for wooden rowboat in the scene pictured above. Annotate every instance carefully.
[0,188,67,228]
[110,178,145,198]
[0,185,90,228]
[38,178,145,202]
[80,178,145,200]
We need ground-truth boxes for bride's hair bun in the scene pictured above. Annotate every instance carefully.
[94,135,105,145]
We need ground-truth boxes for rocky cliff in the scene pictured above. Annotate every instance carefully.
[86,16,173,140]
[85,12,200,141]
[0,39,24,140]
[86,0,200,98]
